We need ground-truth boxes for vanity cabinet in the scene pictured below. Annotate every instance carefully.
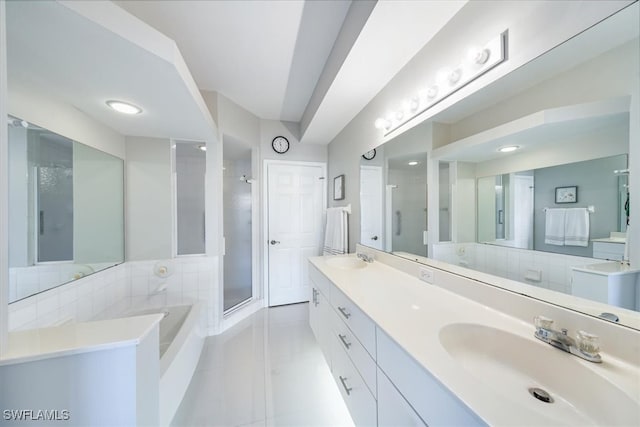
[310,264,377,426]
[309,263,482,426]
[377,367,426,427]
[592,241,625,261]
[571,264,638,310]
[377,329,483,426]
[309,286,332,367]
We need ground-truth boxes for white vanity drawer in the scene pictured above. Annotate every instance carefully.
[309,263,332,297]
[330,286,377,358]
[330,305,377,396]
[331,334,377,427]
[592,242,625,260]
[377,328,484,426]
[377,367,426,427]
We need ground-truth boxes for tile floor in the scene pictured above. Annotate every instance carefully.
[171,303,354,427]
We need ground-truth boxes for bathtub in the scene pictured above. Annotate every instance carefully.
[126,304,205,426]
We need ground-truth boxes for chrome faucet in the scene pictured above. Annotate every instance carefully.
[533,316,602,363]
[356,252,374,263]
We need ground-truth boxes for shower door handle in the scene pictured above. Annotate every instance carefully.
[371,236,378,241]
[270,240,280,245]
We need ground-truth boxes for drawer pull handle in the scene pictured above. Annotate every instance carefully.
[339,376,352,395]
[338,306,351,319]
[312,289,318,306]
[338,333,352,349]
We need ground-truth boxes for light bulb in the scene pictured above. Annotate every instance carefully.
[498,145,519,153]
[448,68,462,85]
[106,100,142,115]
[374,118,387,129]
[427,86,438,99]
[395,110,404,121]
[468,47,490,65]
[409,97,419,113]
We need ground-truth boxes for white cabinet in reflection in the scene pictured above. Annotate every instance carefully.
[571,263,639,310]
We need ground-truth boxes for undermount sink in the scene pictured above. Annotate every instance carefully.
[325,257,367,270]
[439,323,639,425]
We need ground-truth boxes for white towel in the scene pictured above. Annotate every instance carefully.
[323,207,348,255]
[544,208,566,246]
[564,208,589,247]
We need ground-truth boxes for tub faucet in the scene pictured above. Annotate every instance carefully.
[357,252,374,263]
[533,316,602,363]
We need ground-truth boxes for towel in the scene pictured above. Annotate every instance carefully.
[323,207,348,255]
[544,208,566,246]
[564,208,590,247]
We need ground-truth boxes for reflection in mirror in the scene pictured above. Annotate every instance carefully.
[8,117,124,303]
[477,155,628,255]
[360,132,428,257]
[359,4,640,325]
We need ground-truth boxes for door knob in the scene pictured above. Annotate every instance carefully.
[270,240,280,245]
[371,236,378,241]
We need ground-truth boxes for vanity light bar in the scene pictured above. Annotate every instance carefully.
[375,30,508,136]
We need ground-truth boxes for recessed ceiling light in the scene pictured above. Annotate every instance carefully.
[106,100,142,115]
[498,145,519,153]
[408,161,419,166]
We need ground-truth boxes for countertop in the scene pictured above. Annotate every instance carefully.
[592,237,626,243]
[0,313,163,367]
[572,261,639,276]
[309,254,640,426]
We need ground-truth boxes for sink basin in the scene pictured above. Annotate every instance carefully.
[439,323,639,425]
[325,257,367,270]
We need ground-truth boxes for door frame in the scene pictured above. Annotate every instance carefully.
[262,159,327,307]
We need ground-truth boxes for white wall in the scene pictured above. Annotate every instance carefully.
[125,136,172,261]
[1,0,9,355]
[327,0,632,253]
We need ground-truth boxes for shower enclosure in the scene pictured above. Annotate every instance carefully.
[222,138,254,312]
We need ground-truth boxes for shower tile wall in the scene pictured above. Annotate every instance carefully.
[431,243,603,293]
[8,257,220,334]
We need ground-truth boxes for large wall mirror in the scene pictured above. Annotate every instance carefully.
[359,4,639,327]
[359,127,428,256]
[8,117,124,302]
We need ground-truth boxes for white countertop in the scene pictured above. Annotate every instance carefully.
[309,254,640,426]
[572,261,639,276]
[0,313,163,367]
[592,237,626,243]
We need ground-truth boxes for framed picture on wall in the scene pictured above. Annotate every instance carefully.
[555,186,578,203]
[334,175,345,200]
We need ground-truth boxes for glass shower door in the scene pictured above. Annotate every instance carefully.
[223,140,253,312]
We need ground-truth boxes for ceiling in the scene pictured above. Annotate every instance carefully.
[6,0,468,145]
[114,0,467,144]
[115,0,351,123]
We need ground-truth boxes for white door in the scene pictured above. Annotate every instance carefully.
[360,165,383,250]
[267,162,325,306]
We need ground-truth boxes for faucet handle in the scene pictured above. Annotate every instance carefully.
[534,315,554,330]
[576,331,600,358]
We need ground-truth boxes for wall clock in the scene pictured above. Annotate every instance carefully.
[271,136,290,154]
[362,149,376,160]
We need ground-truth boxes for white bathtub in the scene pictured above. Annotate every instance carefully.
[126,304,205,426]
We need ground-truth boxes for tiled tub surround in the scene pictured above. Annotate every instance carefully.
[311,248,640,425]
[9,262,116,302]
[8,257,219,334]
[431,242,604,294]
